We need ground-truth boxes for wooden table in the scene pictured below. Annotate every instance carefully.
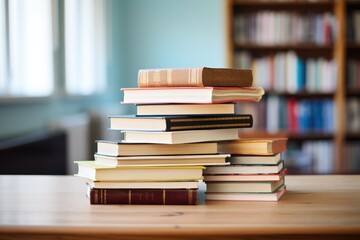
[0,175,359,239]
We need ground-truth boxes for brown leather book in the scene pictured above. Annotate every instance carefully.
[87,186,197,205]
[138,67,253,87]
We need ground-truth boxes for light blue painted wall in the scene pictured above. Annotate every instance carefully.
[0,0,226,138]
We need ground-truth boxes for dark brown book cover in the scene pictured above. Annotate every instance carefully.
[138,67,253,87]
[87,186,198,205]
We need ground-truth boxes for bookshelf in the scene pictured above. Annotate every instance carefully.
[226,0,359,174]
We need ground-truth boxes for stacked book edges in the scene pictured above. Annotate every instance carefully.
[74,67,264,205]
[204,138,288,202]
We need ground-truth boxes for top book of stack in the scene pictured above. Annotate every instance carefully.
[138,67,253,88]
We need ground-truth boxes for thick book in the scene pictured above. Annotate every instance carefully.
[121,87,265,104]
[136,103,237,116]
[96,141,218,156]
[86,179,199,189]
[228,153,281,165]
[109,114,253,131]
[75,161,205,181]
[122,128,239,144]
[203,161,284,175]
[206,178,285,193]
[206,185,286,202]
[87,185,197,205]
[94,153,231,167]
[218,138,287,155]
[203,168,287,182]
[138,67,253,88]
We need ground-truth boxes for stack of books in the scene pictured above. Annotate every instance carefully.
[75,67,265,205]
[203,138,288,201]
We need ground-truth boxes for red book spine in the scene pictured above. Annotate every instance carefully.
[88,188,197,205]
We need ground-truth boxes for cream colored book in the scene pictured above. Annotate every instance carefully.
[75,161,205,181]
[228,153,281,165]
[86,179,199,189]
[206,178,285,193]
[94,153,230,167]
[204,161,284,175]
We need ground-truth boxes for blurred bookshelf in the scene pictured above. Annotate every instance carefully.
[226,0,360,174]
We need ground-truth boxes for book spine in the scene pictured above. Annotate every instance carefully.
[164,115,253,131]
[89,189,197,205]
[138,68,204,87]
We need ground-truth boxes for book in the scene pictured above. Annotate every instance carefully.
[87,185,197,205]
[206,185,286,202]
[96,141,218,156]
[121,87,265,104]
[136,103,237,116]
[218,138,287,155]
[203,161,284,175]
[75,161,205,181]
[206,178,285,193]
[86,179,199,189]
[228,153,281,165]
[122,128,239,144]
[138,67,253,88]
[109,114,253,131]
[203,168,287,182]
[94,153,231,167]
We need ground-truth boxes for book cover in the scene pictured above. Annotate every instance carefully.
[138,67,253,88]
[136,103,237,116]
[206,178,285,193]
[96,141,218,156]
[122,128,240,144]
[218,138,287,155]
[203,161,284,175]
[87,185,198,205]
[86,180,199,189]
[94,153,231,167]
[109,114,253,131]
[75,161,205,181]
[206,185,286,202]
[121,87,265,104]
[203,168,287,182]
[228,153,281,165]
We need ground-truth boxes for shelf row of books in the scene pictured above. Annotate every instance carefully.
[346,97,360,133]
[347,58,360,90]
[235,51,337,93]
[74,67,288,204]
[347,10,360,43]
[285,141,334,174]
[237,97,335,134]
[234,12,335,45]
[345,141,360,173]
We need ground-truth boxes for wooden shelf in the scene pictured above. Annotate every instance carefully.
[227,0,348,174]
[346,132,360,140]
[346,90,360,97]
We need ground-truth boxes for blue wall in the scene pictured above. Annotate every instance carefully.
[0,0,226,138]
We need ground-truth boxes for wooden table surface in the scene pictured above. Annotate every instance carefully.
[0,175,360,239]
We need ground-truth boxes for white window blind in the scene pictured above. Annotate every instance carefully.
[0,0,54,97]
[64,0,107,95]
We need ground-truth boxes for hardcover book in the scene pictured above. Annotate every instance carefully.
[75,161,205,181]
[218,138,287,155]
[96,141,218,156]
[138,67,253,88]
[94,153,231,167]
[136,103,237,116]
[109,114,253,131]
[121,87,265,104]
[203,161,284,175]
[203,168,287,182]
[87,185,198,205]
[206,178,285,193]
[206,186,286,202]
[86,179,199,189]
[228,153,281,165]
[121,128,240,144]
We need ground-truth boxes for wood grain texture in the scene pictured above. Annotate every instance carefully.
[0,175,360,239]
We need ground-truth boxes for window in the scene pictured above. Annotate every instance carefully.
[64,0,107,95]
[0,0,108,99]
